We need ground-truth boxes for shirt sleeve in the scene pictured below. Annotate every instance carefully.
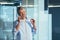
[13,20,19,37]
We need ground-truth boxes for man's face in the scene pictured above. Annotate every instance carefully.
[19,9,26,19]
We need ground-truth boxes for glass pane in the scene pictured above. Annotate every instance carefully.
[26,7,34,19]
[28,0,34,5]
[22,0,26,5]
[0,6,16,40]
[26,7,39,40]
[22,0,34,5]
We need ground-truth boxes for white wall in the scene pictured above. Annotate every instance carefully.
[38,0,52,40]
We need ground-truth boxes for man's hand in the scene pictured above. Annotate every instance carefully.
[18,16,21,22]
[30,19,36,31]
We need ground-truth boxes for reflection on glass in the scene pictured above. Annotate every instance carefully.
[0,6,15,40]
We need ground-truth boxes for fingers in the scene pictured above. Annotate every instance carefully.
[30,19,35,25]
[18,16,21,22]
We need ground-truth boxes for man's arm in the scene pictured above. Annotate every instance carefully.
[16,16,21,31]
[13,20,20,39]
[16,22,20,31]
[33,23,36,31]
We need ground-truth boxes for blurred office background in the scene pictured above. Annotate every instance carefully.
[0,0,54,40]
[0,0,38,40]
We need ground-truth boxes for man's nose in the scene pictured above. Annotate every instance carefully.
[22,13,25,15]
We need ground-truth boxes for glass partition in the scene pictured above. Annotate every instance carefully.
[0,5,16,40]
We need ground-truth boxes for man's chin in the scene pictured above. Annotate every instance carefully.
[21,17,25,19]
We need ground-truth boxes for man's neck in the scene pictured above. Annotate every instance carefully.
[20,17,26,20]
